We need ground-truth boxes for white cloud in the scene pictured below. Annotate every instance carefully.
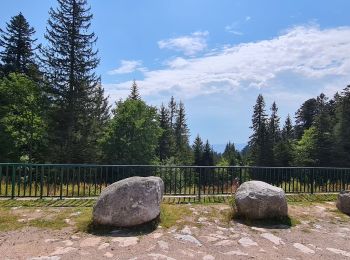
[105,25,350,105]
[108,60,143,75]
[158,31,208,56]
[245,16,251,21]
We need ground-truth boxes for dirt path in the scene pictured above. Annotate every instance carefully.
[0,202,349,260]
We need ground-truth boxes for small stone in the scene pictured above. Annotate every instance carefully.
[222,250,248,256]
[152,232,163,239]
[174,234,202,246]
[216,226,228,231]
[61,240,73,246]
[238,237,258,247]
[181,226,192,235]
[98,243,110,250]
[203,255,215,260]
[326,248,350,257]
[71,235,80,240]
[260,233,284,245]
[45,239,58,243]
[251,227,267,232]
[148,253,176,260]
[198,217,208,222]
[293,243,315,254]
[50,247,77,255]
[112,237,139,247]
[104,252,114,258]
[80,237,101,247]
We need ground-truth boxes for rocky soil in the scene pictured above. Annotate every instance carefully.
[0,201,349,260]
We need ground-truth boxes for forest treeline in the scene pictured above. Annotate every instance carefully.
[0,0,349,167]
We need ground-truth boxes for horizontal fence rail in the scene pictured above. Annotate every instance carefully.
[0,164,349,199]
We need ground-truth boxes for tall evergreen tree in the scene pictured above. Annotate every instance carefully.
[282,114,294,140]
[42,0,108,163]
[295,98,317,138]
[274,115,294,166]
[157,104,173,161]
[174,101,191,164]
[0,13,39,78]
[168,96,177,129]
[334,85,350,166]
[202,140,214,166]
[249,94,271,166]
[192,135,204,166]
[312,93,334,166]
[128,80,140,100]
[267,101,280,165]
[222,142,238,166]
[268,102,281,144]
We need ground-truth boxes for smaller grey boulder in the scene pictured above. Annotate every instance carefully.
[93,176,164,227]
[336,190,350,215]
[235,181,288,219]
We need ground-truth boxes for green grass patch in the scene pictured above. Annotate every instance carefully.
[0,208,23,231]
[160,204,192,228]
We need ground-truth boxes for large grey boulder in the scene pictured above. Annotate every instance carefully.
[336,190,350,215]
[93,176,164,227]
[235,181,288,219]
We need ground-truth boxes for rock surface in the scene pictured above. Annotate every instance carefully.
[93,176,164,227]
[336,190,350,215]
[235,181,288,219]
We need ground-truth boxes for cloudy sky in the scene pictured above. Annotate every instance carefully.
[1,0,350,150]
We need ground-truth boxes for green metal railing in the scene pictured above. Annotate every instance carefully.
[0,163,349,199]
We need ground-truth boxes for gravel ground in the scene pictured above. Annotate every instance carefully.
[0,201,349,260]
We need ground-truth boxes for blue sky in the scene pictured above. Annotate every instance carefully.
[1,0,350,150]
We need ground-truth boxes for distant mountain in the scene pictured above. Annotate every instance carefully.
[212,143,247,153]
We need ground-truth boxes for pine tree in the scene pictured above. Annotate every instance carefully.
[192,135,204,166]
[268,102,281,144]
[202,140,214,166]
[128,80,140,100]
[174,101,191,164]
[42,0,108,163]
[157,104,173,161]
[295,98,317,139]
[266,101,280,165]
[249,94,271,166]
[168,96,177,129]
[222,142,238,166]
[274,115,294,166]
[334,85,350,166]
[312,93,333,166]
[0,13,39,78]
[282,114,293,140]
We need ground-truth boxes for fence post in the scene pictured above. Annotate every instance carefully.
[60,168,63,200]
[197,168,201,202]
[341,169,345,191]
[40,166,44,199]
[310,168,314,194]
[11,166,15,199]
